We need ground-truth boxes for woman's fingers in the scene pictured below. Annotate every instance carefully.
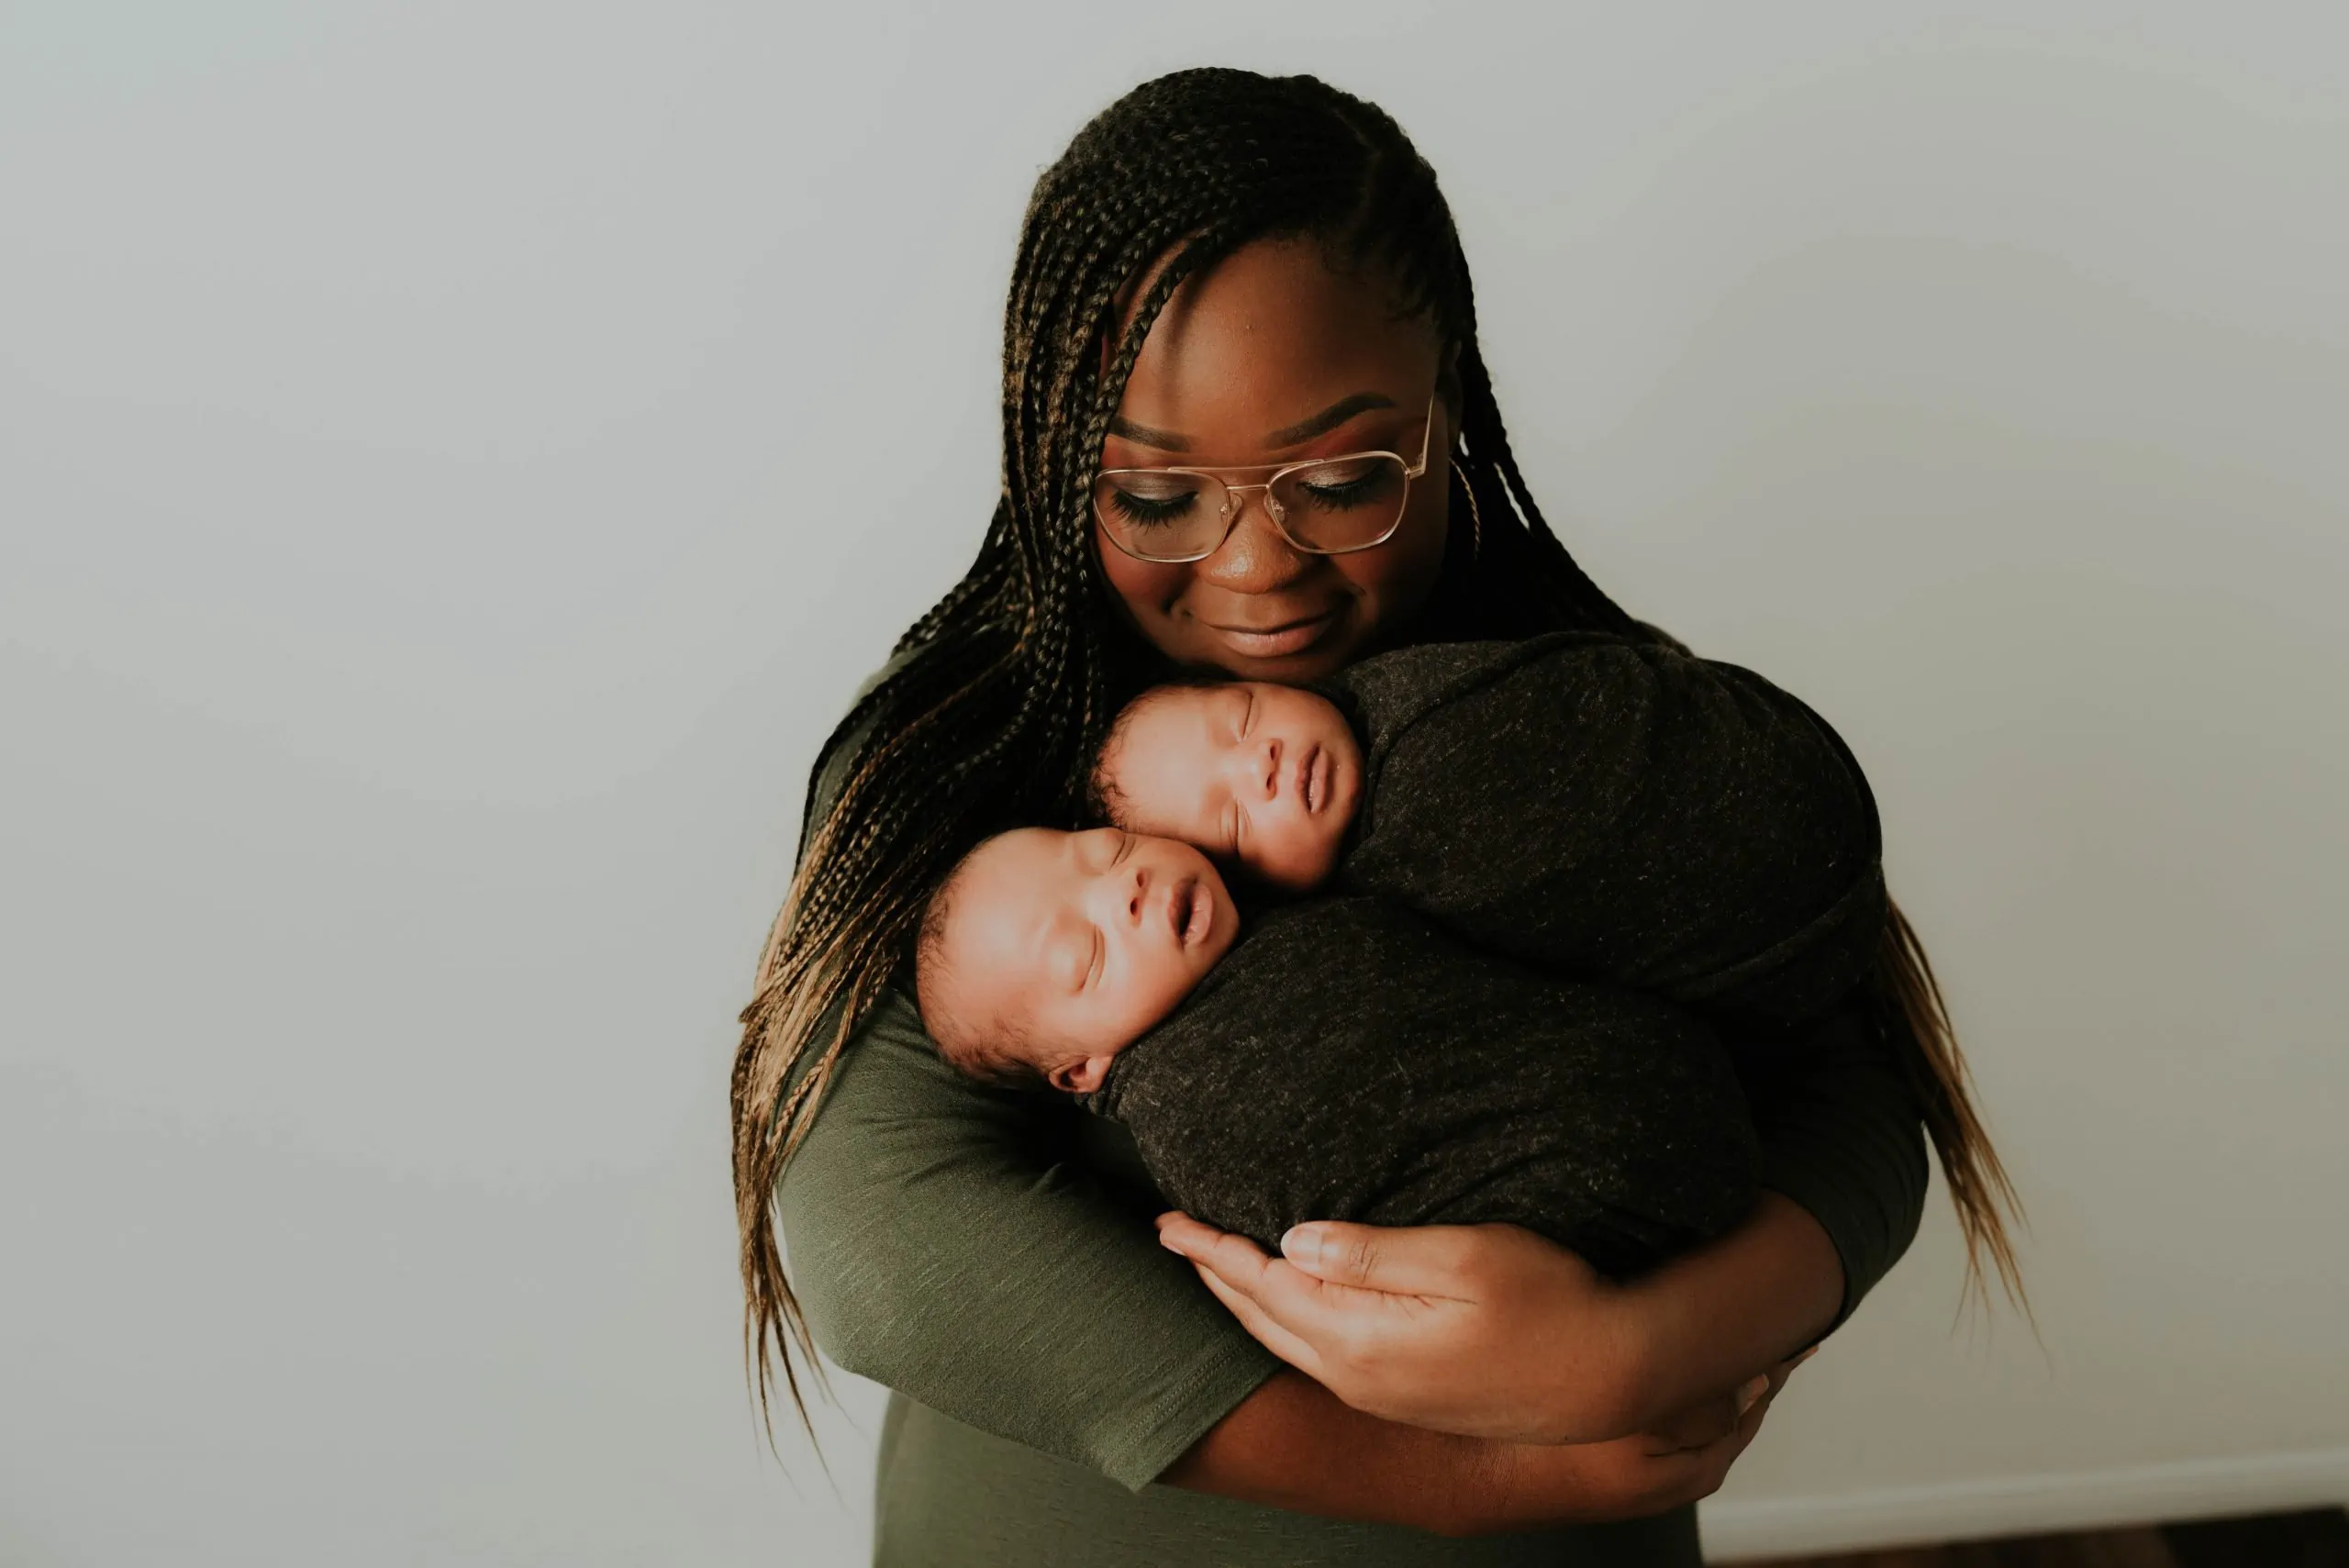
[1641,1339,1812,1457]
[1162,1210,1486,1302]
[1639,1381,1756,1454]
[1155,1213,1268,1275]
[1275,1219,1490,1299]
[1159,1213,1409,1335]
[1188,1265,1326,1377]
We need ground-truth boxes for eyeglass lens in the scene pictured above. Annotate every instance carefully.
[1094,454,1409,562]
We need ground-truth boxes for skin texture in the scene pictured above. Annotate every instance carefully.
[1096,682,1364,892]
[920,827,1237,1093]
[1094,237,1840,1528]
[1094,239,1453,682]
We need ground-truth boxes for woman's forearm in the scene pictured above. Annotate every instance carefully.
[1162,1369,1748,1536]
[1612,1191,1842,1432]
[1162,1371,1490,1535]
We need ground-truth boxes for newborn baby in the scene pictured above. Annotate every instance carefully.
[1091,631,1888,1032]
[912,826,1242,1094]
[914,826,1758,1276]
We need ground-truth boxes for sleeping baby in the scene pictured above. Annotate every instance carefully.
[1090,630,1889,1033]
[911,632,1888,1275]
[913,825,1760,1279]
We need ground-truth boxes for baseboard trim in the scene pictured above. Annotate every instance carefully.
[1698,1446,2349,1562]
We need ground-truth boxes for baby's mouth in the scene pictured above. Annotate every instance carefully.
[1170,877,1211,947]
[1297,745,1326,815]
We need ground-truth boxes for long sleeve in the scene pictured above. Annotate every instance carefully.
[1731,995,1931,1331]
[1616,619,1930,1329]
[773,658,1283,1491]
[774,987,1284,1491]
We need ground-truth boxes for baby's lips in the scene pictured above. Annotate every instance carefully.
[1177,876,1219,949]
[1164,876,1200,945]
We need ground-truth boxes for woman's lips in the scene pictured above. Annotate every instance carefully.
[1200,607,1340,660]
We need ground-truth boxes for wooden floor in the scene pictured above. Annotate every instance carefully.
[1715,1506,2349,1567]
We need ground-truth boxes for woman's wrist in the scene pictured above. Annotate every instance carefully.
[1607,1192,1844,1430]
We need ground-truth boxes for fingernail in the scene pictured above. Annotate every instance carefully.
[1735,1374,1769,1415]
[1280,1224,1326,1268]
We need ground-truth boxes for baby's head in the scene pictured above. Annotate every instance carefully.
[1091,681,1364,892]
[914,827,1240,1093]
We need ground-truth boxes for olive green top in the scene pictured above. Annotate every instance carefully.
[773,653,1929,1566]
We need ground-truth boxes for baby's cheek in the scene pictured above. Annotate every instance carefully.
[1113,773,1212,847]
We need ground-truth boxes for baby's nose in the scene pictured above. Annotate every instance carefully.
[1258,736,1283,797]
[1125,862,1150,922]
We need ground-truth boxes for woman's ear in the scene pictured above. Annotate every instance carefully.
[1048,1054,1115,1095]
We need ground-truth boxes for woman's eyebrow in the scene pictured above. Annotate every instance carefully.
[1106,392,1400,454]
[1107,416,1190,451]
[1264,392,1397,448]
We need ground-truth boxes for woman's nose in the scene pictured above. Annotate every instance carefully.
[1196,493,1312,593]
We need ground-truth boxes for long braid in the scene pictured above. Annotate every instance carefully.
[734,67,2025,1438]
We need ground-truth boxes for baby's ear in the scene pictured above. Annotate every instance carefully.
[1048,1054,1115,1095]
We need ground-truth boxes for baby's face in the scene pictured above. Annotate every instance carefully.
[1099,683,1363,891]
[943,827,1239,1091]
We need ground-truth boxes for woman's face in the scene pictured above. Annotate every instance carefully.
[1094,239,1453,682]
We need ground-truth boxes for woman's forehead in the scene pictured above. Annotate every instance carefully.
[1112,239,1440,460]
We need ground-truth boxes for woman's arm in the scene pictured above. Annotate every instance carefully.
[777,990,1804,1529]
[774,989,1279,1490]
[1162,1366,1785,1538]
[1160,996,1929,1445]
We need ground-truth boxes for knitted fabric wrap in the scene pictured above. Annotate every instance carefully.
[1323,632,1887,1034]
[1085,897,1758,1279]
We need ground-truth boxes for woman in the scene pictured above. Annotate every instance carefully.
[735,68,2021,1565]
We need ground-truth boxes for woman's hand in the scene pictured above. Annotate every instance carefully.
[1158,1193,1842,1445]
[1164,1355,1813,1537]
[1497,1351,1810,1529]
[1158,1213,1650,1443]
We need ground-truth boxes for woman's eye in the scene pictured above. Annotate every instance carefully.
[1108,482,1202,527]
[1294,459,1401,512]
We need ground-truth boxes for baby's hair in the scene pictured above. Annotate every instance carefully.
[911,840,1052,1091]
[1085,672,1235,826]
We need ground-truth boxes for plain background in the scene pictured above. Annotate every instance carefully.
[5,3,2345,1564]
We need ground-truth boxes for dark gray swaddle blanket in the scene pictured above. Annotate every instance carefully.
[1084,897,1759,1279]
[1076,633,1880,1275]
[1321,632,1887,1032]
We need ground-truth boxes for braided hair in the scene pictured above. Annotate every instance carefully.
[732,67,2024,1434]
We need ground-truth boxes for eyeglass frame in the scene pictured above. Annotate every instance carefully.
[1092,389,1442,564]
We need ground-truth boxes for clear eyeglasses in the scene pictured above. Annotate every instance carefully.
[1093,391,1439,563]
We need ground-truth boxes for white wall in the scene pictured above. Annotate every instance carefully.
[4,4,2344,1563]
